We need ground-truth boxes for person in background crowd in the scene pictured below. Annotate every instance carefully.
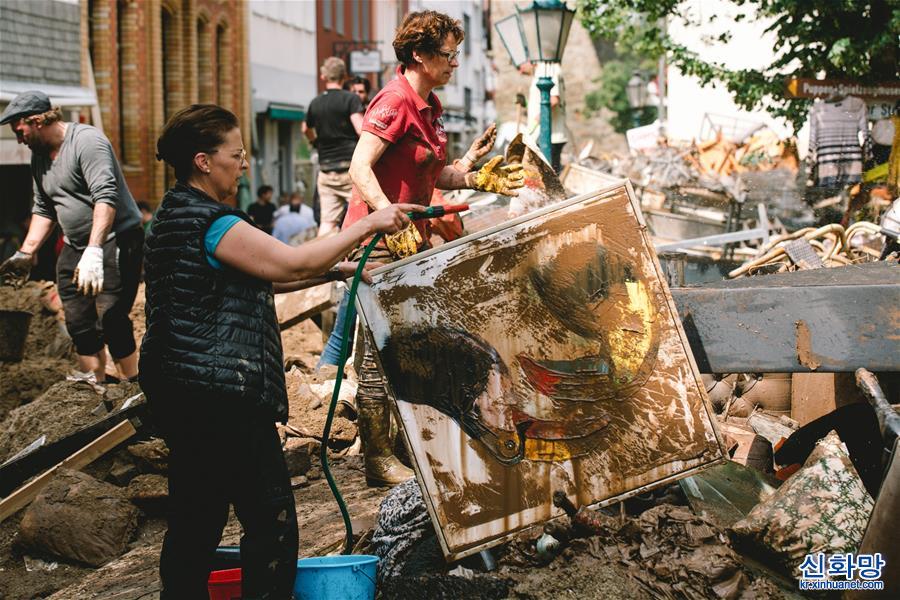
[0,90,144,384]
[344,75,373,109]
[272,191,316,245]
[304,57,365,237]
[144,103,422,599]
[247,184,276,235]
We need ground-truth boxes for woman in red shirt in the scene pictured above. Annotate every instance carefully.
[340,10,523,486]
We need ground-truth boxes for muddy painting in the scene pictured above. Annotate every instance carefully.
[356,183,725,559]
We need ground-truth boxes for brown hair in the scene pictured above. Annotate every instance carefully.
[156,104,239,182]
[320,57,347,82]
[24,107,62,126]
[393,10,464,67]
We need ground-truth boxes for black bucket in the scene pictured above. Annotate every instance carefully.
[0,310,33,362]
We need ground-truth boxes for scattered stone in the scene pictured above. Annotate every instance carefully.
[311,365,339,382]
[126,474,169,514]
[307,467,322,481]
[23,555,59,572]
[19,469,139,567]
[286,368,358,447]
[104,386,125,401]
[107,456,139,486]
[291,475,309,489]
[126,437,169,473]
[283,437,316,477]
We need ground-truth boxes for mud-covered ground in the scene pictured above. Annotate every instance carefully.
[1,283,802,600]
[0,282,73,422]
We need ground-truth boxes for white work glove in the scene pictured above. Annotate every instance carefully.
[74,246,105,296]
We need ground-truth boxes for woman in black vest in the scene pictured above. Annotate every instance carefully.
[143,104,420,599]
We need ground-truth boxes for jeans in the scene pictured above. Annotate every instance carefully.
[317,290,356,368]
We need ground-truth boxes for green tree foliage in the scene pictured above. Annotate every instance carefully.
[578,0,900,130]
[585,59,658,133]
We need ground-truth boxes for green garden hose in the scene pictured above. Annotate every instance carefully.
[320,232,382,555]
[317,204,469,555]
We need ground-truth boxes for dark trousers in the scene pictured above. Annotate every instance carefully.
[551,142,566,174]
[155,398,298,599]
[56,226,143,357]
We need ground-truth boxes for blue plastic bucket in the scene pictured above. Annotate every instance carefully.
[293,555,378,600]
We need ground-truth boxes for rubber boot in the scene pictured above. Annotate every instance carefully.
[357,346,413,487]
[357,397,414,486]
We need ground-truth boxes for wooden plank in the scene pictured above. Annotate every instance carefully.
[0,419,137,523]
[275,283,336,330]
[791,372,866,426]
[0,402,147,496]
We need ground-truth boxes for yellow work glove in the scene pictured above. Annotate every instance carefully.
[470,156,525,196]
[456,124,498,172]
[384,222,423,260]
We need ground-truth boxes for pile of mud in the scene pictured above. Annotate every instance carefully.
[0,282,73,421]
[0,379,141,463]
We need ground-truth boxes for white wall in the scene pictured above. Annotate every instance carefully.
[666,0,801,149]
[249,0,318,111]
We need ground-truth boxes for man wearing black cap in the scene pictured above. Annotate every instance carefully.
[0,90,144,384]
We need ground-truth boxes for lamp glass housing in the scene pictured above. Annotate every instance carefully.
[494,13,529,67]
[626,72,647,109]
[519,2,575,63]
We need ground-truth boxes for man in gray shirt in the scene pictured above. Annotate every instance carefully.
[0,91,144,383]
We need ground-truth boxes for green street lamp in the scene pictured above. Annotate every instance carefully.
[495,0,575,166]
[626,70,648,129]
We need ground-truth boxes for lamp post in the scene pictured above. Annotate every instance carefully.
[626,70,647,129]
[495,0,574,166]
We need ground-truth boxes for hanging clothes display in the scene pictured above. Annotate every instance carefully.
[808,95,871,188]
[887,114,900,195]
[871,116,896,165]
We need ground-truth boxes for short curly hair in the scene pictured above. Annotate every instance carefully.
[393,10,464,67]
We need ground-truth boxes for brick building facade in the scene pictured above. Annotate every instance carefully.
[315,0,389,92]
[85,0,250,206]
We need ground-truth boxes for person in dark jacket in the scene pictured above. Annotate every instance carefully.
[143,104,419,600]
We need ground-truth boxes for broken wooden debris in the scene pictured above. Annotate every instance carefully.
[0,401,147,496]
[275,282,337,331]
[0,418,139,522]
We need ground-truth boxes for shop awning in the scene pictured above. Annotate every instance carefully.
[267,103,305,122]
[0,80,97,107]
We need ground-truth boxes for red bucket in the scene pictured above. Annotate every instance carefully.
[208,568,241,600]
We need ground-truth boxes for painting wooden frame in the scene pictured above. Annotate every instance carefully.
[356,181,725,560]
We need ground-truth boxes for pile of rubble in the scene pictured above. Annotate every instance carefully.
[0,281,73,421]
[0,280,378,598]
[358,367,892,599]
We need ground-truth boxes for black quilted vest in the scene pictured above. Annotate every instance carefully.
[139,183,287,421]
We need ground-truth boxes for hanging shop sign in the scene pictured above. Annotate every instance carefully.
[785,78,900,100]
[867,99,900,120]
[350,49,381,74]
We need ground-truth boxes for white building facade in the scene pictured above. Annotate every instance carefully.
[249,0,318,199]
[664,0,799,148]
